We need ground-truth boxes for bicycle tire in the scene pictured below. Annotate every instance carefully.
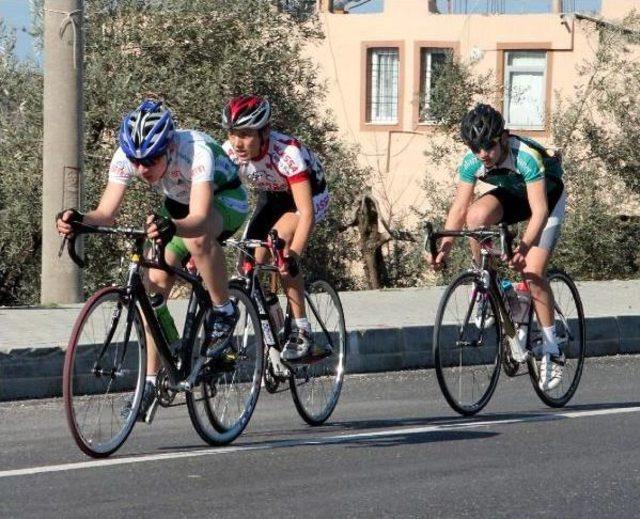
[433,271,502,416]
[63,286,146,458]
[186,285,264,445]
[526,269,586,407]
[289,279,347,426]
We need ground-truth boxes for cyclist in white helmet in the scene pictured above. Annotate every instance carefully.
[56,99,249,422]
[221,95,331,362]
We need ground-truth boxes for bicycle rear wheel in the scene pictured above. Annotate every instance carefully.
[433,271,502,416]
[63,286,146,458]
[289,279,346,426]
[527,270,585,407]
[186,285,264,445]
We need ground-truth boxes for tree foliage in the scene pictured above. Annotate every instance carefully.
[1,0,369,304]
[550,14,640,279]
[0,23,43,305]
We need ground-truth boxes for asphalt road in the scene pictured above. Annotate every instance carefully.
[1,356,640,518]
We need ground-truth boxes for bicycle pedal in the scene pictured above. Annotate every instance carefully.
[221,349,239,363]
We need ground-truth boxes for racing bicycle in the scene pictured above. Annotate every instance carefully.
[225,230,347,426]
[61,222,263,457]
[425,222,586,416]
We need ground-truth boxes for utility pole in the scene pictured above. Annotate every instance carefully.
[41,0,84,304]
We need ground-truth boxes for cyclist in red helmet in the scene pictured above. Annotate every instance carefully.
[221,95,331,362]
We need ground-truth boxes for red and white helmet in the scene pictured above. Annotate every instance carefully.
[221,95,271,130]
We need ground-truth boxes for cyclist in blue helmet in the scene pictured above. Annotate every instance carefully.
[119,99,175,160]
[56,99,249,423]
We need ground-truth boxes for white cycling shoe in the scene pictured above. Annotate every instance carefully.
[539,352,565,391]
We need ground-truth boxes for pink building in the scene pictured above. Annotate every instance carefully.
[310,0,638,219]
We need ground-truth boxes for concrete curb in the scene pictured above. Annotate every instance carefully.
[2,315,640,401]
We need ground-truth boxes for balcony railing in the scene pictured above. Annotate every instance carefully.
[435,0,601,14]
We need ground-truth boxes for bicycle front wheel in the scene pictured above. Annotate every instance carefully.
[433,271,502,416]
[63,286,146,458]
[527,270,586,407]
[186,285,264,445]
[289,279,347,426]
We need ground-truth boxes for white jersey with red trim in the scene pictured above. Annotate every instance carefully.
[222,130,327,196]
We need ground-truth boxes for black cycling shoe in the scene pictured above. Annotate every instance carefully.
[121,381,158,424]
[204,302,240,358]
[281,329,332,363]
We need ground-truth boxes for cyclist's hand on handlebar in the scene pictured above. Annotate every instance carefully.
[280,251,300,278]
[428,241,451,271]
[56,208,84,237]
[508,243,528,271]
[145,214,176,245]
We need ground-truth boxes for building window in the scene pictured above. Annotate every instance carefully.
[503,50,547,129]
[418,48,450,123]
[367,48,399,124]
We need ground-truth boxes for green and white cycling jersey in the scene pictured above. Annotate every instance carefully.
[458,135,563,193]
[108,129,249,219]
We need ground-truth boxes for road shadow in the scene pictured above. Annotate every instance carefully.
[149,400,640,456]
[153,427,499,454]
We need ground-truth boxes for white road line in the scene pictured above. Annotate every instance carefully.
[2,405,639,479]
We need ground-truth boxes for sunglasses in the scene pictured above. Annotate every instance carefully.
[469,136,501,154]
[129,154,164,167]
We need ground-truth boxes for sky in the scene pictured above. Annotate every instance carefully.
[0,0,605,61]
[0,0,36,61]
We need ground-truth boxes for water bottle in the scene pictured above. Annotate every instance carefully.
[500,279,518,315]
[501,280,528,362]
[265,291,284,333]
[150,293,180,344]
[514,281,531,325]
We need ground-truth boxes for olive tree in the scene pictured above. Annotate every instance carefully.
[0,23,43,305]
[2,0,369,305]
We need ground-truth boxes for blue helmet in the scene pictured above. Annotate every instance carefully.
[119,99,174,160]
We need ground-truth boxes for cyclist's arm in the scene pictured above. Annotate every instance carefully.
[177,180,214,238]
[84,181,127,226]
[440,181,475,252]
[521,179,549,252]
[289,179,314,257]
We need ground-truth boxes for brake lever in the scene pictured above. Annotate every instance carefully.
[58,236,68,258]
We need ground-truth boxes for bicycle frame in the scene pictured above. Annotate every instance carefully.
[425,223,519,341]
[64,224,212,391]
[226,231,336,361]
[230,237,291,350]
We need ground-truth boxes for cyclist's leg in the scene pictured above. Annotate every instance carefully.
[144,246,181,376]
[183,192,247,305]
[184,193,248,348]
[183,209,229,304]
[526,185,567,390]
[142,203,192,376]
[272,211,306,319]
[242,191,278,268]
[465,192,504,263]
[526,187,566,333]
[275,190,330,360]
[273,189,329,322]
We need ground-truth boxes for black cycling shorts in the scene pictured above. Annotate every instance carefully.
[243,191,297,240]
[481,176,565,225]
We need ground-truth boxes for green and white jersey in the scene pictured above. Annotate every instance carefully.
[458,135,563,193]
[109,129,248,215]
